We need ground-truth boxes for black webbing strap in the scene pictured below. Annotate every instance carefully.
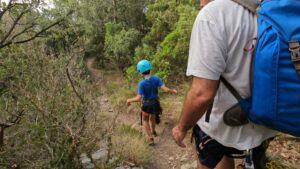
[220,76,242,101]
[205,103,213,122]
[205,77,242,123]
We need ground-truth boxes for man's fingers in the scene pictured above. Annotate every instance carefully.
[173,136,186,148]
[172,126,187,148]
[176,140,186,148]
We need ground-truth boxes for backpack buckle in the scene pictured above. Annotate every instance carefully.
[289,41,300,75]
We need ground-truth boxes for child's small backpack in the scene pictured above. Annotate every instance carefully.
[230,0,300,136]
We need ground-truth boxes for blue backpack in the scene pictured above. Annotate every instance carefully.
[228,0,300,137]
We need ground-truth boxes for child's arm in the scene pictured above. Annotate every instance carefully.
[160,85,177,94]
[126,95,142,106]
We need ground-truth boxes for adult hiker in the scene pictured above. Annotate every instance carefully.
[172,0,277,169]
[127,59,177,145]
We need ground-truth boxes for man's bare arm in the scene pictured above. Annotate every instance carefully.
[178,77,219,131]
[172,76,219,147]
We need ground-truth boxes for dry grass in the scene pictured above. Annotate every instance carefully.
[111,124,152,168]
[160,82,189,122]
[104,71,135,108]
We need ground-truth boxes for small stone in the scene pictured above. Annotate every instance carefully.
[124,161,135,167]
[84,163,95,169]
[169,156,174,161]
[180,154,188,162]
[108,156,119,164]
[123,165,131,169]
[91,149,109,165]
[115,166,125,169]
[181,161,197,169]
[81,157,91,164]
[80,153,88,158]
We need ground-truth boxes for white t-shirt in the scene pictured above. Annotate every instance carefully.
[187,0,277,150]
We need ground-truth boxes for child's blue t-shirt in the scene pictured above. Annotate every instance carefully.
[138,76,163,100]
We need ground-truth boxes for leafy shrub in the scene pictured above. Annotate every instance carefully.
[0,44,102,168]
[104,22,140,71]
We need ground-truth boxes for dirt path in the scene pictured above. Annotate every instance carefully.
[86,58,198,169]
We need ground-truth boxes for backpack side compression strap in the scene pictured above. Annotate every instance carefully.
[232,0,260,13]
[289,41,300,75]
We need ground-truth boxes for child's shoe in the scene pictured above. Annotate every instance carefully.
[148,137,154,146]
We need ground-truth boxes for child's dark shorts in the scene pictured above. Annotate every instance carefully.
[192,125,271,169]
[142,99,162,124]
[141,99,162,114]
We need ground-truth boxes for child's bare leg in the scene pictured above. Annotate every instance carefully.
[142,112,153,138]
[150,114,156,134]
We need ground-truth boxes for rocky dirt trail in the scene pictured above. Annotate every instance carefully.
[86,58,198,169]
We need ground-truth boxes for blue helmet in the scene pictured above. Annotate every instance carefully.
[137,59,152,73]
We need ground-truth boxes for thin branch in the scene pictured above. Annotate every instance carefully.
[0,11,73,49]
[0,8,30,45]
[9,22,36,40]
[7,110,24,125]
[0,110,24,128]
[66,68,84,104]
[1,19,60,47]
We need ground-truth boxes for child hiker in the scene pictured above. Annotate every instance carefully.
[126,59,177,145]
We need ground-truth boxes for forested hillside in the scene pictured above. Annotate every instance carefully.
[1,0,299,169]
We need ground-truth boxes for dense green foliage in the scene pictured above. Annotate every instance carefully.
[127,0,198,82]
[104,22,140,70]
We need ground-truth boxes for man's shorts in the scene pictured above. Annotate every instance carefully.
[193,125,270,169]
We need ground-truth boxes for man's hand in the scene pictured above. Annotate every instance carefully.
[172,125,187,148]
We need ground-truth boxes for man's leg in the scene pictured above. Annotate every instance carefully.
[252,138,274,169]
[215,156,235,169]
[197,160,209,169]
[197,152,235,169]
[193,126,238,169]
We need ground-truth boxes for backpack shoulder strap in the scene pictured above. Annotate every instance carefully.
[232,0,260,13]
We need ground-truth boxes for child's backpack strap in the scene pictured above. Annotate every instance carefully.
[232,0,260,13]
